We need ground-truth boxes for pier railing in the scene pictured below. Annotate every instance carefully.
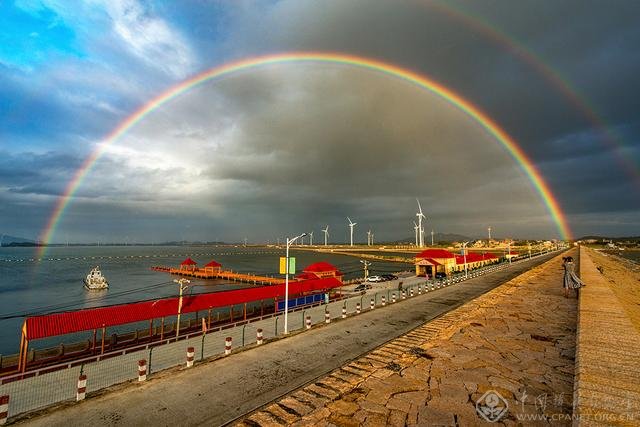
[0,249,559,422]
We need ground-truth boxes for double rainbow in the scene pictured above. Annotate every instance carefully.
[39,52,571,255]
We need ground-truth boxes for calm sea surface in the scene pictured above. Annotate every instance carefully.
[0,245,408,354]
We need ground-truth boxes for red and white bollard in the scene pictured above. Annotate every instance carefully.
[342,306,347,318]
[402,290,406,300]
[410,288,414,297]
[356,303,361,314]
[256,329,263,345]
[392,294,397,303]
[305,315,312,329]
[381,295,386,306]
[325,310,331,324]
[76,374,87,401]
[138,359,147,382]
[224,337,232,356]
[186,346,195,367]
[0,395,9,425]
[370,298,375,310]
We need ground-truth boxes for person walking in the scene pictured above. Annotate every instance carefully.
[563,256,584,298]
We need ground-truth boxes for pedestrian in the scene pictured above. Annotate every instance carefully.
[562,256,584,298]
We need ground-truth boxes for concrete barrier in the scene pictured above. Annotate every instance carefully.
[573,247,640,423]
[138,360,147,382]
[76,374,87,401]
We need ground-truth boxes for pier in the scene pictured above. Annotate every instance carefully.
[151,258,286,285]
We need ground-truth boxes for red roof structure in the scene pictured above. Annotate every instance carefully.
[204,260,222,268]
[304,262,339,272]
[415,249,455,259]
[23,277,341,340]
[416,258,441,266]
[180,257,197,266]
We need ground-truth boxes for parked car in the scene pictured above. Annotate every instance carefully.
[366,275,383,282]
[354,283,373,292]
[381,274,398,281]
[435,272,447,279]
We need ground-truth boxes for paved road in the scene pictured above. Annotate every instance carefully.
[18,253,558,427]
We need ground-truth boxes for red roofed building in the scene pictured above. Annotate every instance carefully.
[297,262,343,282]
[415,249,456,277]
[204,260,222,273]
[180,257,197,271]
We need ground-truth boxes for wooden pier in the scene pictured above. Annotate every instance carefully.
[151,266,287,285]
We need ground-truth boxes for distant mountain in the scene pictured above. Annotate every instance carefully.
[0,234,35,246]
[577,235,640,242]
[390,232,472,244]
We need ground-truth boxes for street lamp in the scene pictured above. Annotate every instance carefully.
[284,233,306,334]
[173,278,190,337]
[462,241,469,279]
[360,260,371,280]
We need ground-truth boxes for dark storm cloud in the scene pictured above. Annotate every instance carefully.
[2,0,639,241]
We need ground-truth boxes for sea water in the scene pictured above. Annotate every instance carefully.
[0,245,408,354]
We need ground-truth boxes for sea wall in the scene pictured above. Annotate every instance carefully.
[573,247,640,425]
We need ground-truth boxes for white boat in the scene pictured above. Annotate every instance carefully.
[84,266,109,290]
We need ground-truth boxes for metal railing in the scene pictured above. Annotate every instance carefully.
[0,249,560,420]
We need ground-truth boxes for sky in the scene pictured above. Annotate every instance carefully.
[1,0,639,244]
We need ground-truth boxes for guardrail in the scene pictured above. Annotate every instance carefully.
[0,249,560,421]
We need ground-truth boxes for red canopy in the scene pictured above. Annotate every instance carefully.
[180,257,197,266]
[204,260,222,267]
[23,277,342,340]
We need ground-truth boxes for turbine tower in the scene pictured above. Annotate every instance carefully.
[431,229,434,246]
[413,222,419,246]
[322,226,329,246]
[347,217,357,246]
[309,231,313,246]
[488,226,492,241]
[367,229,372,246]
[416,199,426,248]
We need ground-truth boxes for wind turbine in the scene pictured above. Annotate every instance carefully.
[347,217,357,246]
[371,232,374,245]
[488,226,492,241]
[367,229,372,246]
[431,229,434,246]
[416,199,426,248]
[322,226,329,246]
[309,231,314,246]
[413,222,419,246]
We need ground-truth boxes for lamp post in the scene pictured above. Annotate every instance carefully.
[173,278,190,337]
[360,260,371,280]
[462,241,469,279]
[284,233,306,334]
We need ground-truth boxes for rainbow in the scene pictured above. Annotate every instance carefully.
[39,52,572,255]
[429,1,640,184]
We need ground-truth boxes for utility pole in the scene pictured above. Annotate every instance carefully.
[173,278,190,337]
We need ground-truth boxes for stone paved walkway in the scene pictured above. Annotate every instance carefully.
[238,251,578,426]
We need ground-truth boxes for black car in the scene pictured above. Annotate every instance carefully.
[381,274,398,281]
[434,272,447,279]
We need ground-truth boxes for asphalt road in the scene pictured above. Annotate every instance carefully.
[18,253,558,427]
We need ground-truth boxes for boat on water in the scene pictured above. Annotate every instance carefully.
[84,266,109,290]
